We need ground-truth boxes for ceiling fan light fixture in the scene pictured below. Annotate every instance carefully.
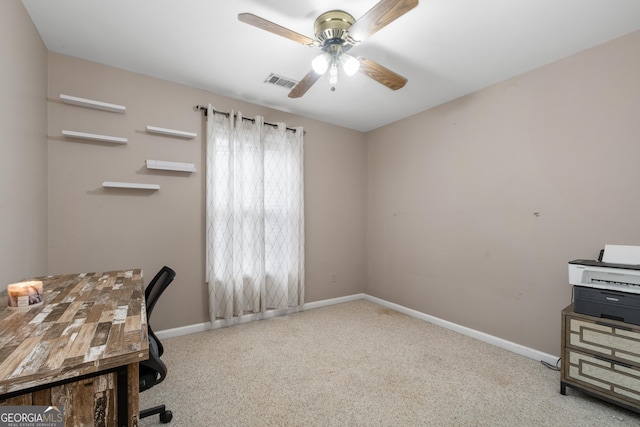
[341,54,360,76]
[311,53,330,74]
[328,61,339,86]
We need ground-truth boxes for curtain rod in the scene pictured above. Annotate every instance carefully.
[194,105,302,134]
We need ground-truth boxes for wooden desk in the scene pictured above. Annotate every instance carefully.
[0,269,148,427]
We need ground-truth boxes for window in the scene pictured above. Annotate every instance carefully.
[205,108,304,320]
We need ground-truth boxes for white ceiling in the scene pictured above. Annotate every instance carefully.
[21,0,640,132]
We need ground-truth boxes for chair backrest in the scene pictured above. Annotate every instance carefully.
[139,266,176,392]
[145,266,176,321]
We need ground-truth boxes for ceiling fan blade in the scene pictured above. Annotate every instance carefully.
[358,58,407,90]
[347,0,419,42]
[288,70,322,98]
[238,13,317,47]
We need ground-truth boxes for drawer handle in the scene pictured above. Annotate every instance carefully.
[594,354,633,369]
[595,321,633,332]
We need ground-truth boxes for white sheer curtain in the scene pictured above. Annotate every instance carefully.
[205,104,304,321]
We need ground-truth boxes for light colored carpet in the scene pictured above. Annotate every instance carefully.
[139,300,640,426]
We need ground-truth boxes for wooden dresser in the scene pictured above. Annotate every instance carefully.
[0,269,148,427]
[561,303,640,413]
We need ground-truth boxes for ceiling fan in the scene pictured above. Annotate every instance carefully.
[238,0,419,98]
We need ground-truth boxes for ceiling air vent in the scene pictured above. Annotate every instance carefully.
[264,73,298,89]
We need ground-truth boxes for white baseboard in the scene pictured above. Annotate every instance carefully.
[154,293,560,366]
[154,294,367,340]
[301,293,366,310]
[363,295,560,367]
[155,321,210,339]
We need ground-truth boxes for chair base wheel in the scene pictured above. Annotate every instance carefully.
[160,410,173,423]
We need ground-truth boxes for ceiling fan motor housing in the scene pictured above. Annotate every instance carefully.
[314,10,356,49]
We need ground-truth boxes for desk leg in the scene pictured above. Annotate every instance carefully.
[125,363,139,427]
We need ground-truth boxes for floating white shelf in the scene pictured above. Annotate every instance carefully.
[146,159,196,173]
[146,125,197,139]
[60,94,126,113]
[102,181,160,190]
[62,130,128,144]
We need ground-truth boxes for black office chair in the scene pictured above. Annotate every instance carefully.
[139,266,176,424]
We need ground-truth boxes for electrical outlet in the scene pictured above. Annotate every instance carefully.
[331,274,337,283]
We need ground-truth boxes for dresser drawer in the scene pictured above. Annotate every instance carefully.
[566,348,640,404]
[567,317,640,365]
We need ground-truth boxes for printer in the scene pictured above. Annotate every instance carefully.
[569,244,640,325]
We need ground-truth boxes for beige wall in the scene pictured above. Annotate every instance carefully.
[46,53,366,331]
[0,1,48,289]
[8,0,640,357]
[365,30,640,355]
